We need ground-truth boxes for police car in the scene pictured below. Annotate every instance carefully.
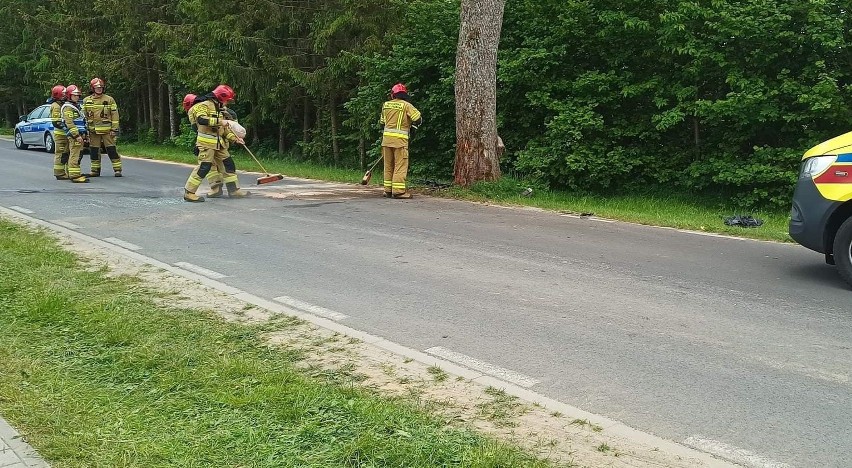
[789,131,852,288]
[14,104,57,152]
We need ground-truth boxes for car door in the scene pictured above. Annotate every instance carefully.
[19,109,35,144]
[32,105,53,145]
[21,106,47,144]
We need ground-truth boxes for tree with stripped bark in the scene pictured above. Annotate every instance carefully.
[453,0,506,186]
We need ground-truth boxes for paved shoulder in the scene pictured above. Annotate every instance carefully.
[0,416,49,468]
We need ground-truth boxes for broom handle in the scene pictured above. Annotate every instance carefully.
[242,144,270,175]
[368,154,383,172]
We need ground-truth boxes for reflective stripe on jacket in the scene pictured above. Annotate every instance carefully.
[83,93,119,134]
[50,102,67,137]
[193,100,225,150]
[380,99,422,148]
[61,103,87,138]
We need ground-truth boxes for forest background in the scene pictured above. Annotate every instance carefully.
[1,0,850,209]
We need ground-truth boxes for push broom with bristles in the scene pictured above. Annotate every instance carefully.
[360,155,383,185]
[242,144,284,185]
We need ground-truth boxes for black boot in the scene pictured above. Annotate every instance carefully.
[89,148,101,177]
[106,146,122,177]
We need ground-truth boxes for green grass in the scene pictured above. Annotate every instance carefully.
[0,220,551,467]
[0,127,13,135]
[119,142,792,242]
[427,366,449,382]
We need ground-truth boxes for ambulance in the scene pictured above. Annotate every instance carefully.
[789,131,852,288]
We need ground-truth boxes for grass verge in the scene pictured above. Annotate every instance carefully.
[120,142,791,242]
[0,219,550,467]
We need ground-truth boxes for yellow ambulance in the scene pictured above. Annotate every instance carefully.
[789,131,852,287]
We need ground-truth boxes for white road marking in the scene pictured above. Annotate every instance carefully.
[425,346,540,388]
[0,205,741,467]
[174,262,227,279]
[559,213,616,223]
[9,206,33,214]
[683,436,791,468]
[273,295,348,321]
[677,229,751,240]
[52,221,81,230]
[103,237,141,251]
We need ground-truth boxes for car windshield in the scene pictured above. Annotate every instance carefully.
[27,107,47,120]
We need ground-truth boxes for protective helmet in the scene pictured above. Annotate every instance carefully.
[51,85,66,100]
[90,77,105,93]
[66,85,81,97]
[391,83,407,95]
[212,84,235,103]
[182,94,197,112]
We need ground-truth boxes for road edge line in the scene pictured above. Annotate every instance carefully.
[0,205,740,468]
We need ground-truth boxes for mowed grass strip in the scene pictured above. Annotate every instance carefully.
[0,220,550,468]
[121,142,791,242]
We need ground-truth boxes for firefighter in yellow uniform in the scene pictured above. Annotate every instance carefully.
[206,107,244,198]
[183,93,241,197]
[182,85,249,202]
[380,83,422,198]
[82,77,122,176]
[49,85,70,180]
[62,85,89,183]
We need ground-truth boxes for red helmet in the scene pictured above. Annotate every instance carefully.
[51,85,66,100]
[391,83,407,95]
[212,84,235,103]
[66,85,81,98]
[182,94,197,112]
[90,77,105,92]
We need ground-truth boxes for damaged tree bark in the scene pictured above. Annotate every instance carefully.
[453,0,506,186]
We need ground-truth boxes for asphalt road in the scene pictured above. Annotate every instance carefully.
[1,141,850,467]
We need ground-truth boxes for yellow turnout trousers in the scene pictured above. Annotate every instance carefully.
[382,146,409,196]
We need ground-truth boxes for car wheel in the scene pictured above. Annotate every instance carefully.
[833,216,852,288]
[44,133,55,154]
[14,131,28,150]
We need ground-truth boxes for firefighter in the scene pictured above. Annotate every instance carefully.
[49,85,70,180]
[206,106,243,198]
[83,77,122,177]
[182,85,249,202]
[62,85,89,183]
[380,83,422,199]
[183,93,234,197]
[182,93,199,154]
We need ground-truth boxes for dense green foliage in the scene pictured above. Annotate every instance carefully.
[2,0,850,207]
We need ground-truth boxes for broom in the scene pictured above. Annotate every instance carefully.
[242,144,284,185]
[360,154,383,185]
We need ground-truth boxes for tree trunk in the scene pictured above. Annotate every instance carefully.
[692,116,700,161]
[359,134,366,169]
[137,90,144,129]
[5,104,15,127]
[279,123,286,154]
[167,83,176,139]
[250,102,259,145]
[330,95,339,166]
[145,55,156,135]
[453,0,506,186]
[299,94,311,159]
[315,103,324,162]
[158,80,167,142]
